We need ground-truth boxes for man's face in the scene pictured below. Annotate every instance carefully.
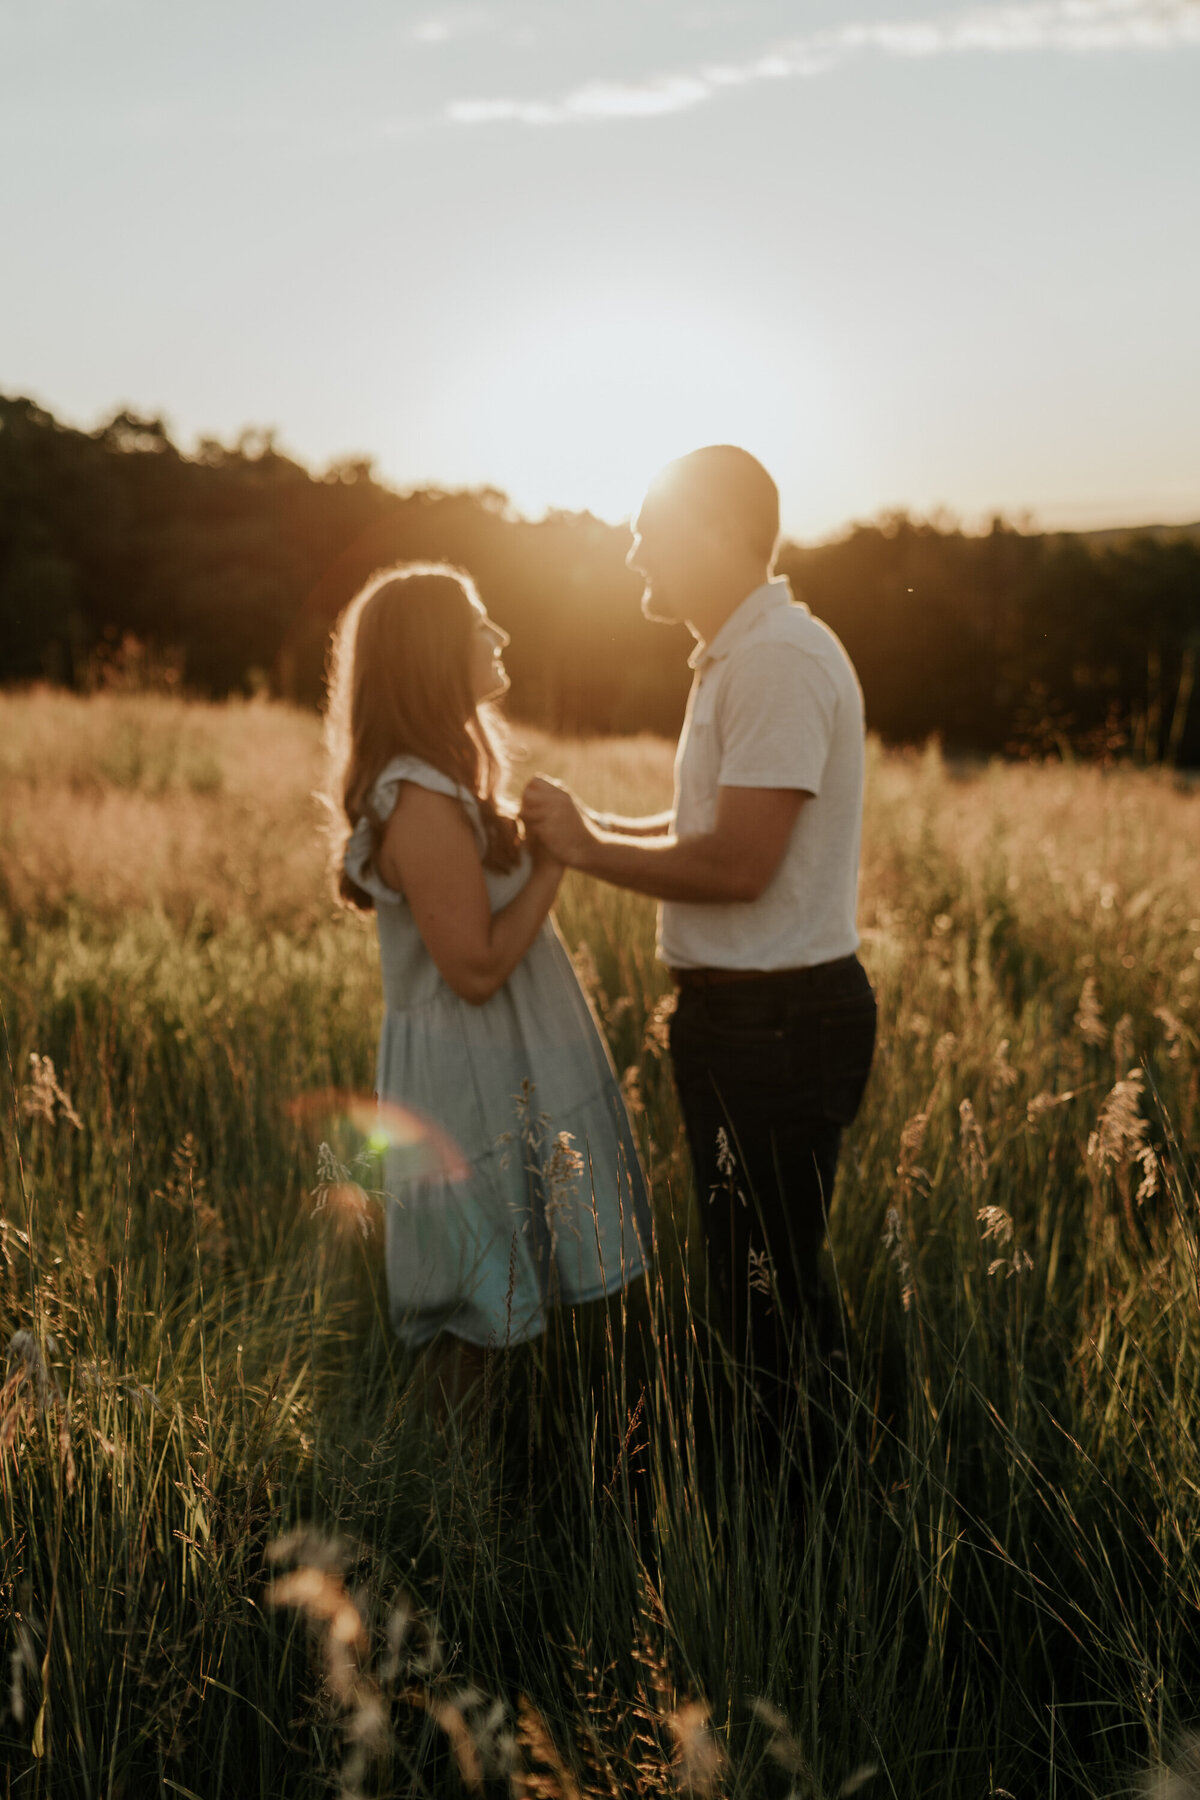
[626,499,702,625]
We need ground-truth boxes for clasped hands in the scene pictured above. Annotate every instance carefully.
[520,776,595,868]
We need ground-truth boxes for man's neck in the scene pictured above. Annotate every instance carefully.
[685,566,773,650]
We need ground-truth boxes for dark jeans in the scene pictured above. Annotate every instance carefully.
[669,955,877,1418]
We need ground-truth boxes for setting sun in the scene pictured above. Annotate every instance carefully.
[438,282,838,525]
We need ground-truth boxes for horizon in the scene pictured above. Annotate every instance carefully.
[10,385,1200,549]
[3,1,1198,539]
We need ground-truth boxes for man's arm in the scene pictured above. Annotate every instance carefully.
[522,778,806,904]
[583,806,673,839]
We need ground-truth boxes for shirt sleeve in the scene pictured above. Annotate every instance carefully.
[716,641,838,795]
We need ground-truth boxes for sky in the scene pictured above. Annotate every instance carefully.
[2,0,1198,539]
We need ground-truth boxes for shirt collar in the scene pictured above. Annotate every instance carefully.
[688,577,797,670]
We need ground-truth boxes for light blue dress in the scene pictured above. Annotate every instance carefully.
[344,755,653,1347]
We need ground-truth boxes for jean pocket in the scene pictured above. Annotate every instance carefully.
[670,1000,792,1105]
[820,993,877,1126]
[698,985,789,1039]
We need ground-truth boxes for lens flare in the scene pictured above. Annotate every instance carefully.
[288,1090,469,1184]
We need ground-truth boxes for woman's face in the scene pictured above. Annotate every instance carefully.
[469,602,511,704]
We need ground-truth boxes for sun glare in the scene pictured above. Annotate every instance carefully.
[444,288,835,526]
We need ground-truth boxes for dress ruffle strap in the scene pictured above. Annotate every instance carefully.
[342,755,483,904]
[344,813,400,904]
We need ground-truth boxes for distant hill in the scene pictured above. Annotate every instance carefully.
[1078,521,1200,548]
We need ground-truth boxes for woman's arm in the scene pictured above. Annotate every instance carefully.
[378,785,562,1006]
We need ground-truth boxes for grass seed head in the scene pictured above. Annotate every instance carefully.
[958,1097,989,1181]
[990,1038,1019,1089]
[1075,975,1108,1045]
[750,1696,809,1777]
[20,1054,82,1130]
[1088,1069,1150,1191]
[621,1064,646,1117]
[515,1696,582,1800]
[1112,1012,1135,1074]
[4,1330,56,1415]
[1154,1004,1192,1059]
[882,1207,916,1311]
[643,993,676,1058]
[977,1205,1014,1247]
[1026,1089,1062,1126]
[1144,1733,1200,1799]
[668,1699,725,1794]
[7,1593,40,1728]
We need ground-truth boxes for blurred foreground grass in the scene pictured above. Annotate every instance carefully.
[2,688,1200,1798]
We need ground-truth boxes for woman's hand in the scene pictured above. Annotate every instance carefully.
[521,776,595,869]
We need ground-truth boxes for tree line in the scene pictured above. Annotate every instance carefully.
[3,393,1198,762]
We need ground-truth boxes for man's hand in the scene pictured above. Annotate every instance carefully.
[520,776,595,868]
[524,777,805,902]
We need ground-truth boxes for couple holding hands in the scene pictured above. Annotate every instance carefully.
[325,444,876,1421]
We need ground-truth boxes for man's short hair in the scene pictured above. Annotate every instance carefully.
[641,445,780,564]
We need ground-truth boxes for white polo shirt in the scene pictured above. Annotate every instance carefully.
[659,578,866,972]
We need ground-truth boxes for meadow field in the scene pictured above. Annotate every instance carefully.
[2,687,1199,1799]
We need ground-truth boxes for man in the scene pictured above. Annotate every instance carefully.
[521,445,875,1415]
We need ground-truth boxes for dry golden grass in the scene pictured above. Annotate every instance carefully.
[9,686,1197,957]
[4,685,1196,1129]
[0,689,679,934]
[3,687,1197,1141]
[0,687,328,929]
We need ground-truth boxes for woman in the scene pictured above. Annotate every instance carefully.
[324,562,652,1408]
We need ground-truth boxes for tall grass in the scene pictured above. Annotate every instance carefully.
[2,688,1199,1797]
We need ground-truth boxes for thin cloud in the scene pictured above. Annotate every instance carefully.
[410,8,530,48]
[450,74,713,125]
[446,0,1200,125]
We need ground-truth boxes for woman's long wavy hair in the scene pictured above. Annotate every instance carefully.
[323,563,522,911]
